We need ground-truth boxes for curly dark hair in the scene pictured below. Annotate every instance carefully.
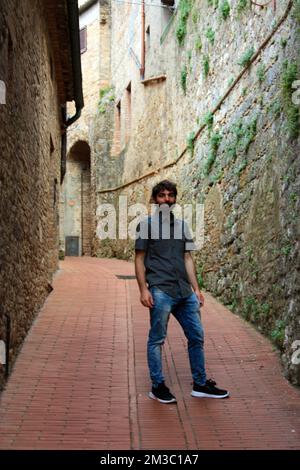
[151,180,177,201]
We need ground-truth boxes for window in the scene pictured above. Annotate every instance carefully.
[50,55,54,81]
[50,135,55,154]
[161,0,175,5]
[125,82,131,144]
[112,100,121,156]
[53,178,58,208]
[146,25,150,52]
[80,27,87,54]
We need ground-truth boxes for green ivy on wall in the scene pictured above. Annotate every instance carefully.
[237,0,248,14]
[220,0,230,20]
[176,0,193,46]
[181,65,188,93]
[281,61,299,139]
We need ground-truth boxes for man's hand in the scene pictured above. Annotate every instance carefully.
[184,252,204,305]
[135,251,153,307]
[194,289,205,306]
[140,288,154,308]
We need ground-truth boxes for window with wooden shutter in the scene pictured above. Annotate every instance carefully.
[80,27,87,54]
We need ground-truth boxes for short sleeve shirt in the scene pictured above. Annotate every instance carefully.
[135,212,197,298]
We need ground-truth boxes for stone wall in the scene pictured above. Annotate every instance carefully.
[92,1,300,384]
[0,0,63,387]
[61,141,92,256]
[60,0,110,256]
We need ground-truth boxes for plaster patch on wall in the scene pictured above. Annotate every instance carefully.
[0,80,6,104]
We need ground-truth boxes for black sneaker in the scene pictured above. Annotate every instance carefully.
[191,379,229,399]
[149,382,177,404]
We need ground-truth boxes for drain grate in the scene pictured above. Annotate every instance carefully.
[116,275,136,279]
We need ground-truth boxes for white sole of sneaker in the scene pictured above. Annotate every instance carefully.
[191,391,229,398]
[149,392,177,404]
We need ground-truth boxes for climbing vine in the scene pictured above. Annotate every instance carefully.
[187,131,196,156]
[203,55,210,78]
[271,320,286,350]
[176,0,193,46]
[204,131,222,175]
[220,0,231,20]
[195,36,202,52]
[99,1,294,194]
[206,27,215,45]
[203,112,214,133]
[180,65,188,93]
[223,117,257,167]
[237,0,249,13]
[256,63,266,84]
[98,86,114,114]
[293,0,300,25]
[192,9,199,24]
[237,47,255,67]
[207,0,219,8]
[281,61,299,139]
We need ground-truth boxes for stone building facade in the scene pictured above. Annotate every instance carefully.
[91,1,300,385]
[0,0,83,386]
[60,0,111,256]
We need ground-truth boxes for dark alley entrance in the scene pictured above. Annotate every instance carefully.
[61,140,92,256]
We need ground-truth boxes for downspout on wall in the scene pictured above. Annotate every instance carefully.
[65,0,84,127]
[61,0,85,182]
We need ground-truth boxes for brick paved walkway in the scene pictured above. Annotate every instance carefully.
[0,257,299,450]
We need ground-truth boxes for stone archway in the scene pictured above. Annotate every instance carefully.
[61,140,92,256]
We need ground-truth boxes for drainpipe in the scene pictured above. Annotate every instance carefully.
[61,105,67,183]
[64,0,84,128]
[60,0,84,183]
[140,0,145,80]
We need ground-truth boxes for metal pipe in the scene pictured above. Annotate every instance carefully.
[65,0,84,128]
[79,0,98,15]
[140,0,145,80]
[61,107,67,183]
[61,1,84,182]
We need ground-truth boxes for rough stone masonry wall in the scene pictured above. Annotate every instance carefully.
[0,0,62,387]
[60,0,108,256]
[92,1,300,385]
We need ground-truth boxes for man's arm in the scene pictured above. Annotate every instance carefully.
[135,250,154,308]
[184,252,205,305]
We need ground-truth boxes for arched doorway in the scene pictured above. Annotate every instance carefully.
[62,140,92,256]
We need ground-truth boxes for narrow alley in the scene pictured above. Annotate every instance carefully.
[0,257,299,450]
[1,0,300,457]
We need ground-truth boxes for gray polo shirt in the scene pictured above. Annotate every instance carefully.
[135,212,197,298]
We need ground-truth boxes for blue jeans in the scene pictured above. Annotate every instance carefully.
[148,287,206,387]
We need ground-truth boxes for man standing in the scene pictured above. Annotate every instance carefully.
[135,180,229,404]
